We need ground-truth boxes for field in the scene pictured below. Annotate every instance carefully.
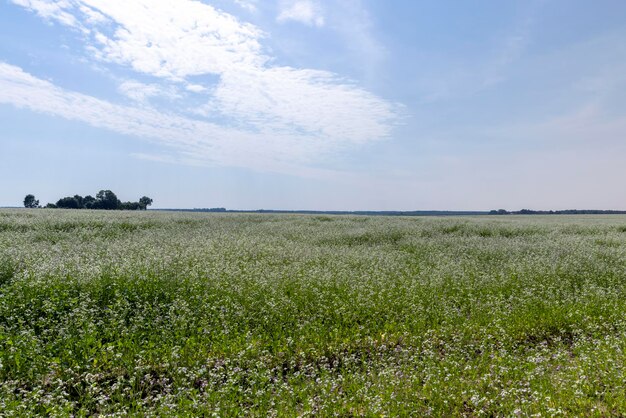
[1,210,626,416]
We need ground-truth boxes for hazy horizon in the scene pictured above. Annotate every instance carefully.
[2,1,626,211]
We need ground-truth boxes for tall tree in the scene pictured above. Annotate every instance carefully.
[139,196,153,210]
[23,194,39,208]
[95,190,121,210]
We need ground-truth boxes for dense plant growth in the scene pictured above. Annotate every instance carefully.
[1,210,626,415]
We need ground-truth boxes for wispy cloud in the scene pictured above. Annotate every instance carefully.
[326,0,386,81]
[206,67,396,143]
[0,62,355,178]
[277,0,325,27]
[70,0,264,78]
[232,0,257,13]
[10,0,82,28]
[7,0,398,173]
[117,80,180,103]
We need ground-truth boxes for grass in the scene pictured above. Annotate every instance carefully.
[1,210,626,416]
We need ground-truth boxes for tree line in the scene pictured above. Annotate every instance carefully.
[489,209,626,215]
[23,191,153,210]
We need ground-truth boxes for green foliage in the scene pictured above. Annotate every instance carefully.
[0,256,15,286]
[22,194,39,208]
[1,211,626,415]
[45,190,153,211]
[83,195,96,208]
[120,201,142,210]
[94,190,121,210]
[139,196,153,210]
[56,196,81,209]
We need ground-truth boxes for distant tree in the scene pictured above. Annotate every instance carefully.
[83,195,96,209]
[121,201,142,210]
[139,196,153,210]
[56,196,80,209]
[94,190,121,210]
[73,195,85,209]
[23,194,39,208]
[44,203,57,209]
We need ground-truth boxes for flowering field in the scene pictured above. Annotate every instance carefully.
[1,210,626,416]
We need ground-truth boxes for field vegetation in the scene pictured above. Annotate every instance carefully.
[1,210,626,416]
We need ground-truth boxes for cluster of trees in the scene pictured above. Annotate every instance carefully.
[24,191,153,210]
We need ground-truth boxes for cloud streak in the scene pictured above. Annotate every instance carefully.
[0,62,349,177]
[7,0,399,173]
[277,0,325,27]
[117,80,180,103]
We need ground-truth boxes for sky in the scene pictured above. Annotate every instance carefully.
[1,0,626,210]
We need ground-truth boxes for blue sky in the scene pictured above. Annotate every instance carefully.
[1,0,626,210]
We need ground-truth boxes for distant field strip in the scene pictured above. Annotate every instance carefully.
[1,210,626,415]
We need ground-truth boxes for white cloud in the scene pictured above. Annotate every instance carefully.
[185,83,207,93]
[117,80,180,103]
[77,3,108,24]
[232,0,257,12]
[8,0,399,173]
[10,0,81,28]
[0,62,219,151]
[209,67,396,143]
[277,0,325,27]
[91,0,265,78]
[0,62,345,177]
[11,0,267,77]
